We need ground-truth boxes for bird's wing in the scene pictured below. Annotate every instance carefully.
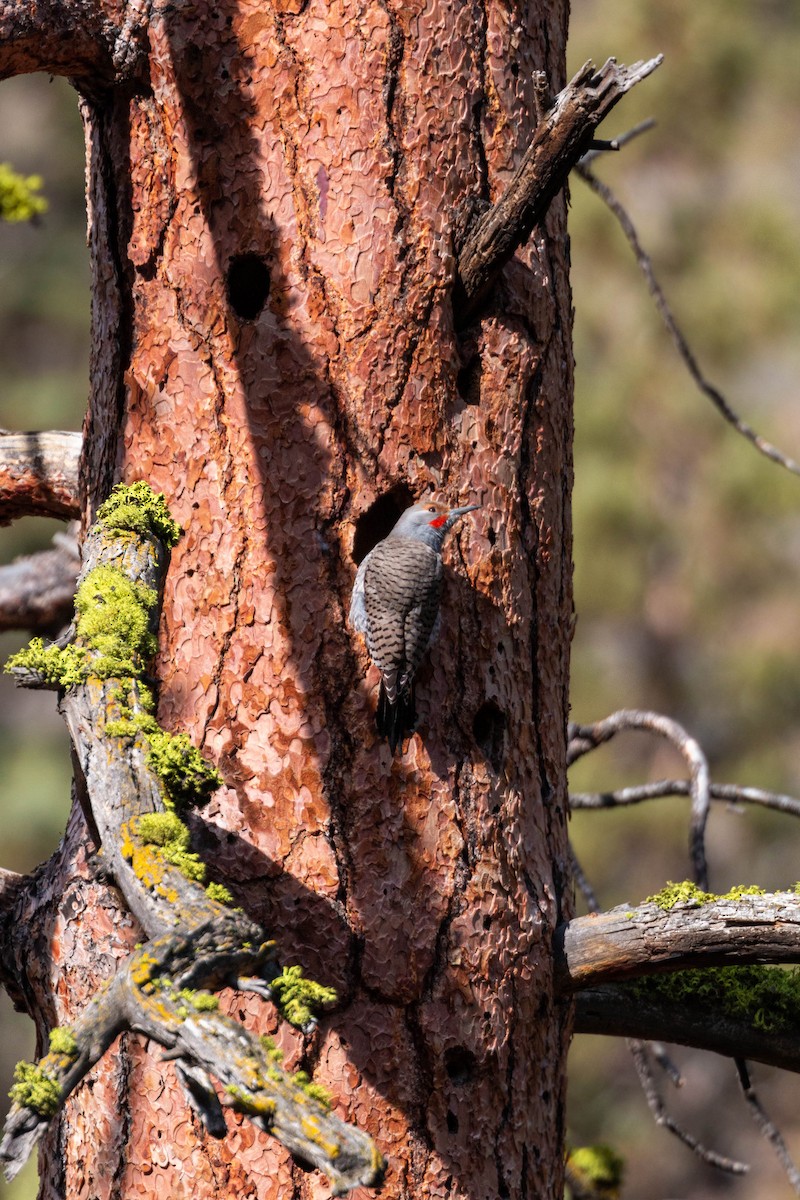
[349,552,370,633]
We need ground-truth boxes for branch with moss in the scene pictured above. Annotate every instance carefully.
[555,882,800,993]
[1,483,383,1194]
[454,55,662,322]
[0,430,82,523]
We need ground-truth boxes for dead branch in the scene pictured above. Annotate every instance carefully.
[627,1038,747,1174]
[0,0,147,85]
[575,985,800,1076]
[556,891,800,993]
[736,1060,800,1194]
[570,777,800,820]
[568,710,710,888]
[0,526,79,634]
[0,488,383,1194]
[576,161,800,478]
[455,55,662,321]
[0,431,81,523]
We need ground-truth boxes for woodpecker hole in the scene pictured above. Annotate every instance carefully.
[473,700,507,772]
[352,486,414,565]
[446,1110,459,1134]
[456,354,482,406]
[226,253,271,320]
[444,1046,476,1085]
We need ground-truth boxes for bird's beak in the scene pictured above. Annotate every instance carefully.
[449,504,480,519]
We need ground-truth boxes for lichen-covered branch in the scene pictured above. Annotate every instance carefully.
[0,526,79,633]
[555,884,800,993]
[575,978,800,1075]
[0,430,81,523]
[455,55,662,321]
[1,484,383,1194]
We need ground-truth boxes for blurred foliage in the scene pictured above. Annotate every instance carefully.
[1,3,800,1198]
[568,1,800,1196]
[0,165,47,223]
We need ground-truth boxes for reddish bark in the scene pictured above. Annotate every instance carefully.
[5,0,575,1196]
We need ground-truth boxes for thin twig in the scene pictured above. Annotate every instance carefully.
[570,778,800,820]
[576,163,800,478]
[568,710,710,889]
[628,1039,748,1174]
[569,846,602,914]
[736,1059,800,1194]
[650,1042,684,1089]
[579,117,656,166]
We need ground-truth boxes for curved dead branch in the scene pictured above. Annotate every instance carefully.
[0,431,81,523]
[556,892,800,993]
[0,489,383,1194]
[455,55,662,321]
[568,709,710,888]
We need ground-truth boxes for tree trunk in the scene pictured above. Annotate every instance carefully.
[8,0,575,1195]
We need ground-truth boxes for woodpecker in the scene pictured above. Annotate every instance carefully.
[349,500,479,753]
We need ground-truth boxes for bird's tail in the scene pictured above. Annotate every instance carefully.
[376,679,417,754]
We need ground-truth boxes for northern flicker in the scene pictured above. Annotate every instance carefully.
[349,500,479,753]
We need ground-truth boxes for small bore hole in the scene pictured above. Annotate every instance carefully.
[473,700,507,772]
[444,1046,476,1085]
[456,355,482,406]
[446,1110,459,1134]
[227,253,271,320]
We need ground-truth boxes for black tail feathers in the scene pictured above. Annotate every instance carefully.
[376,680,417,754]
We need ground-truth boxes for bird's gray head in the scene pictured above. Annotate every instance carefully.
[389,500,480,550]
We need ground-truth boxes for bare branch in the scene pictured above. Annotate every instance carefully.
[0,0,146,85]
[627,1039,748,1174]
[568,710,710,888]
[556,892,800,993]
[575,985,800,1076]
[0,431,81,524]
[736,1059,800,1194]
[0,526,79,634]
[578,117,657,167]
[455,55,663,321]
[571,777,800,820]
[576,162,800,478]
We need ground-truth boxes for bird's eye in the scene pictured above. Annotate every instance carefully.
[427,505,437,513]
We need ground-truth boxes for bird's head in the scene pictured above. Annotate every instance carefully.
[391,500,480,546]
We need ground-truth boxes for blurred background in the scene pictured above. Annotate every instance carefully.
[1,0,800,1195]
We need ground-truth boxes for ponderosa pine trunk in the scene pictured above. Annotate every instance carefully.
[2,0,575,1195]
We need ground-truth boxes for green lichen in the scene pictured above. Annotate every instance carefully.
[225,1083,277,1119]
[135,812,206,884]
[567,1145,624,1198]
[9,1061,61,1116]
[145,729,221,811]
[5,563,157,688]
[74,565,157,679]
[5,639,88,687]
[97,481,182,547]
[206,880,236,906]
[0,163,47,222]
[259,1035,284,1064]
[269,965,337,1029]
[627,965,800,1034]
[48,1027,78,1059]
[293,1070,333,1112]
[645,880,767,911]
[177,988,219,1013]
